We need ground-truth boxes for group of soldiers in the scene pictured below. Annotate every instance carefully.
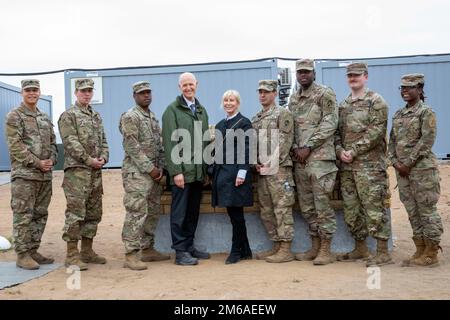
[4,59,443,271]
[252,59,443,268]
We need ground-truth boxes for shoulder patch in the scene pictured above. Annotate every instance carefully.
[279,109,293,133]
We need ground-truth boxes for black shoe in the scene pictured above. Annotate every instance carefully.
[225,252,241,264]
[240,251,253,260]
[175,251,198,266]
[240,241,253,260]
[189,248,210,259]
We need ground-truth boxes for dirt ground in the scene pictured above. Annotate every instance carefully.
[1,165,450,300]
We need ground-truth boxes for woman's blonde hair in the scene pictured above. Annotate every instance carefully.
[222,90,241,111]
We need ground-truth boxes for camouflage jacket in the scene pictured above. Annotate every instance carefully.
[335,89,388,171]
[58,102,109,170]
[5,103,57,181]
[388,100,438,169]
[288,82,338,161]
[252,104,294,168]
[119,105,165,174]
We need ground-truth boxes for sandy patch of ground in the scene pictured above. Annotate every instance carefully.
[1,166,450,299]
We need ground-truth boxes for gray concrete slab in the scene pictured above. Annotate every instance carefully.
[0,173,10,186]
[0,262,62,290]
[154,209,393,254]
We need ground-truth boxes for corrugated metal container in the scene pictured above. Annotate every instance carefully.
[315,54,450,159]
[64,59,279,167]
[0,81,53,171]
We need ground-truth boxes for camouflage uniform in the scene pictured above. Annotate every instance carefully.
[388,75,443,244]
[252,81,295,242]
[288,65,338,240]
[119,82,165,254]
[5,80,57,254]
[58,79,109,242]
[335,73,391,241]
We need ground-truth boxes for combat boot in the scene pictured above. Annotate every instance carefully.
[124,250,147,270]
[337,239,370,262]
[140,247,170,262]
[410,238,441,268]
[295,236,320,261]
[401,237,425,267]
[366,239,394,267]
[80,237,106,264]
[29,249,54,264]
[265,241,294,263]
[313,238,335,265]
[255,241,280,260]
[65,241,88,271]
[16,252,40,270]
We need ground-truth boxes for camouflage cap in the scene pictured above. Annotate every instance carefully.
[401,73,425,86]
[346,62,368,75]
[21,79,40,90]
[296,59,314,71]
[258,80,278,92]
[132,81,152,93]
[75,78,94,90]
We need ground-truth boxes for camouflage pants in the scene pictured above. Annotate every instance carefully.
[121,171,163,254]
[62,167,103,242]
[11,178,52,254]
[397,168,443,243]
[257,167,295,242]
[294,161,337,239]
[340,170,391,241]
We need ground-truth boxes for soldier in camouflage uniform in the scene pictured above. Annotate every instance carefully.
[335,63,393,267]
[119,81,170,271]
[288,59,338,265]
[252,80,296,263]
[5,79,57,270]
[58,78,109,271]
[389,74,443,267]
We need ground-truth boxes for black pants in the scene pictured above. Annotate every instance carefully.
[227,206,250,253]
[170,181,203,251]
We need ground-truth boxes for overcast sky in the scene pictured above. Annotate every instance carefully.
[1,0,450,125]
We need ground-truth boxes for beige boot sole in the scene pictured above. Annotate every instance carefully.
[123,262,147,271]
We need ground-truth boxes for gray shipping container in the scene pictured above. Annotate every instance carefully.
[0,81,53,171]
[315,53,450,159]
[64,59,279,167]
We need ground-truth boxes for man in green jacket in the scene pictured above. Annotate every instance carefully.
[162,72,210,266]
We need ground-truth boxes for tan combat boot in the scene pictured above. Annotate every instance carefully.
[80,237,107,264]
[337,239,370,262]
[256,242,281,260]
[313,238,335,265]
[265,241,295,263]
[401,237,425,267]
[366,239,394,267]
[410,238,441,268]
[140,247,170,262]
[16,252,40,270]
[65,241,88,271]
[295,236,320,261]
[29,249,54,264]
[124,251,148,271]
